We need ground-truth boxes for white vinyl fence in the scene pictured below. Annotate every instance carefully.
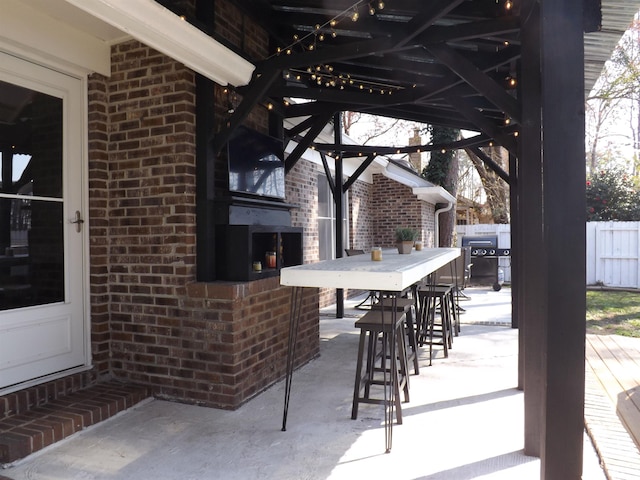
[456,222,640,289]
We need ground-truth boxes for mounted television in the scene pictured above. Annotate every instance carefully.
[227,126,286,200]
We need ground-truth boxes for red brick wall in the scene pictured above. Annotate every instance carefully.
[83,40,319,409]
[88,73,111,377]
[286,159,319,264]
[349,178,375,250]
[181,279,318,407]
[373,174,436,248]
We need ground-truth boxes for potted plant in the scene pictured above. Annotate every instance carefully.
[395,227,418,254]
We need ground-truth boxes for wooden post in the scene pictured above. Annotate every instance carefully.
[519,0,545,458]
[539,1,587,477]
[520,1,587,477]
[334,113,344,318]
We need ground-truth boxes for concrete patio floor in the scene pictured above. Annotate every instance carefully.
[1,288,607,480]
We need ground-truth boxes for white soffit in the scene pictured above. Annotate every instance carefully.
[1,0,112,75]
[413,186,456,205]
[61,0,255,86]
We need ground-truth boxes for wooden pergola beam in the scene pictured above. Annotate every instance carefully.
[465,146,510,184]
[420,16,521,45]
[445,94,517,155]
[212,68,281,153]
[395,0,466,47]
[342,154,376,192]
[427,43,521,123]
[313,133,493,156]
[284,112,334,173]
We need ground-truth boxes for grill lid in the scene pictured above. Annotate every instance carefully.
[461,235,498,248]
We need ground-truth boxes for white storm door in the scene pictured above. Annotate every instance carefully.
[0,51,88,392]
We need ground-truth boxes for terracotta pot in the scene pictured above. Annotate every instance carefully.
[397,241,413,254]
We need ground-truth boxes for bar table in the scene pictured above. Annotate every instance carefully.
[279,247,460,452]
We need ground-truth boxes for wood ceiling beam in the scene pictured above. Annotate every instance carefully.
[362,105,479,131]
[283,101,345,118]
[269,85,395,107]
[395,0,466,48]
[342,154,376,191]
[285,111,334,173]
[312,133,493,156]
[213,68,281,154]
[445,94,517,155]
[426,43,521,122]
[372,45,519,108]
[419,16,520,45]
[336,54,448,79]
[285,115,318,137]
[256,37,407,71]
[465,146,510,184]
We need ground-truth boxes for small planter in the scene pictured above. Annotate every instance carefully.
[397,241,414,254]
[395,227,419,254]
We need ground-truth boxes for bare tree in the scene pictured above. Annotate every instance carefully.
[464,147,510,224]
[586,15,640,175]
[341,111,416,145]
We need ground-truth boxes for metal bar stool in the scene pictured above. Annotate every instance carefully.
[416,281,454,366]
[371,296,419,375]
[351,309,409,424]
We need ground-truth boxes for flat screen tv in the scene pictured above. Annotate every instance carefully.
[227,126,286,200]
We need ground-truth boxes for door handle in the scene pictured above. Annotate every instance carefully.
[71,210,84,232]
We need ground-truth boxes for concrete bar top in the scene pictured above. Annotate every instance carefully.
[280,247,460,291]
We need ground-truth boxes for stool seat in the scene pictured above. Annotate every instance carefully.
[352,310,409,424]
[371,297,414,311]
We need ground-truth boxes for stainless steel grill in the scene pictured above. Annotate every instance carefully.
[461,235,511,291]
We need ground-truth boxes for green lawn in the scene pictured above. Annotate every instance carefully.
[586,289,640,337]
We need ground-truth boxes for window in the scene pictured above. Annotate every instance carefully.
[318,174,348,260]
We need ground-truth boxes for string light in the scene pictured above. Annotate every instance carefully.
[273,2,402,95]
[271,0,386,59]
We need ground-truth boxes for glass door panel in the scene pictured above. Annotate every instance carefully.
[0,80,64,310]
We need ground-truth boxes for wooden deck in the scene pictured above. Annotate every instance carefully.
[585,334,640,479]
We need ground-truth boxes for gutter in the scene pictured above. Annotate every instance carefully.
[62,0,255,85]
[434,201,455,248]
[413,186,456,247]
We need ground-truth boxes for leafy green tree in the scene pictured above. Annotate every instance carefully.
[421,125,458,192]
[421,125,459,246]
[586,168,640,220]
